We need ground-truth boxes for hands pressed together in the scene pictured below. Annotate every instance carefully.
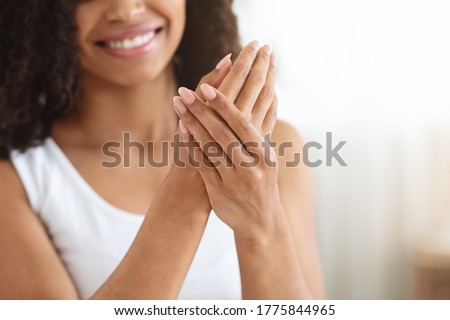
[172,41,285,241]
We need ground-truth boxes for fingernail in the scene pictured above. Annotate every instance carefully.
[173,96,187,114]
[200,84,217,101]
[263,44,272,55]
[215,53,232,70]
[270,53,277,66]
[178,87,196,105]
[249,40,260,50]
[179,120,189,136]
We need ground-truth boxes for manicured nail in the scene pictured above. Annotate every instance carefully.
[249,40,260,50]
[215,53,232,70]
[263,44,272,55]
[200,84,217,101]
[173,96,187,114]
[178,87,196,105]
[179,120,189,136]
[270,53,277,66]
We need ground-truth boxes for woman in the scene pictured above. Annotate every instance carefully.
[0,0,325,299]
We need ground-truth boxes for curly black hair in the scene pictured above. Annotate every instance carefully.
[0,0,241,158]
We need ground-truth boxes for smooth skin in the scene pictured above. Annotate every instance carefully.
[0,0,325,299]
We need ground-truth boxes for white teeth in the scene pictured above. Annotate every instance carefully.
[106,31,156,50]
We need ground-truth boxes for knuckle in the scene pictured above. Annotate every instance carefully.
[216,127,233,142]
[249,168,264,184]
[234,116,252,133]
[233,62,250,79]
[261,85,275,101]
[213,95,228,111]
[182,112,196,126]
[252,70,266,87]
[192,102,207,117]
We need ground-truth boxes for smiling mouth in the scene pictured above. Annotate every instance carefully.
[95,27,163,50]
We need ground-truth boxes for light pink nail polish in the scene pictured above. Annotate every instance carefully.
[216,53,232,70]
[263,44,272,55]
[200,84,217,101]
[249,40,261,49]
[178,87,196,105]
[173,96,187,114]
[270,53,277,66]
[179,120,189,136]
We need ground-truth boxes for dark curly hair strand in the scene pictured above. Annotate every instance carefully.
[0,0,241,158]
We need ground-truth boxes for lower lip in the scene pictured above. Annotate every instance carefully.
[99,31,162,60]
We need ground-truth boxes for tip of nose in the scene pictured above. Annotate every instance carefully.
[105,1,146,23]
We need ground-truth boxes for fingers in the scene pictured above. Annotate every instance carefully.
[200,84,265,149]
[261,94,278,136]
[174,96,236,177]
[218,40,261,103]
[179,120,222,186]
[252,53,277,131]
[195,53,232,100]
[234,45,272,115]
[176,87,252,168]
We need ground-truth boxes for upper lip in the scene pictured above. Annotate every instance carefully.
[95,23,164,43]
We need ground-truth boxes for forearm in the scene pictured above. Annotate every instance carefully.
[235,208,311,300]
[92,167,211,299]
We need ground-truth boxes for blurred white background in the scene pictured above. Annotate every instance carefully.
[233,0,450,299]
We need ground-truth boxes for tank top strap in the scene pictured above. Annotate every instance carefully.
[10,139,58,214]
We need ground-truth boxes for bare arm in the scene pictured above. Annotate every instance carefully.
[0,160,79,299]
[0,43,271,299]
[0,158,210,299]
[174,83,325,299]
[91,165,211,299]
[93,43,270,299]
[274,121,326,299]
[236,121,326,299]
[0,57,231,300]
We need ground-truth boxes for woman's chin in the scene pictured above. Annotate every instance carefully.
[83,67,165,88]
[111,73,160,87]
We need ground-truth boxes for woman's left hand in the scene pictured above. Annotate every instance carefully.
[173,84,285,241]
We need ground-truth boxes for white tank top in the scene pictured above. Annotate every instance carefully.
[10,138,241,299]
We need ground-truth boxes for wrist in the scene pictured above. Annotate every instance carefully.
[169,163,199,181]
[234,204,290,250]
[166,166,211,211]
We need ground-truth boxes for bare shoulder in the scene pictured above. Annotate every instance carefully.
[272,120,303,147]
[270,120,314,213]
[270,119,314,213]
[0,158,78,299]
[271,119,305,173]
[0,159,29,206]
[271,124,326,299]
[273,120,299,137]
[272,119,303,143]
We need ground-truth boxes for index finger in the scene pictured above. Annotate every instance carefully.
[218,40,261,103]
[194,53,233,100]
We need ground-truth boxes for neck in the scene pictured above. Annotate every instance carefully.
[61,64,179,146]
